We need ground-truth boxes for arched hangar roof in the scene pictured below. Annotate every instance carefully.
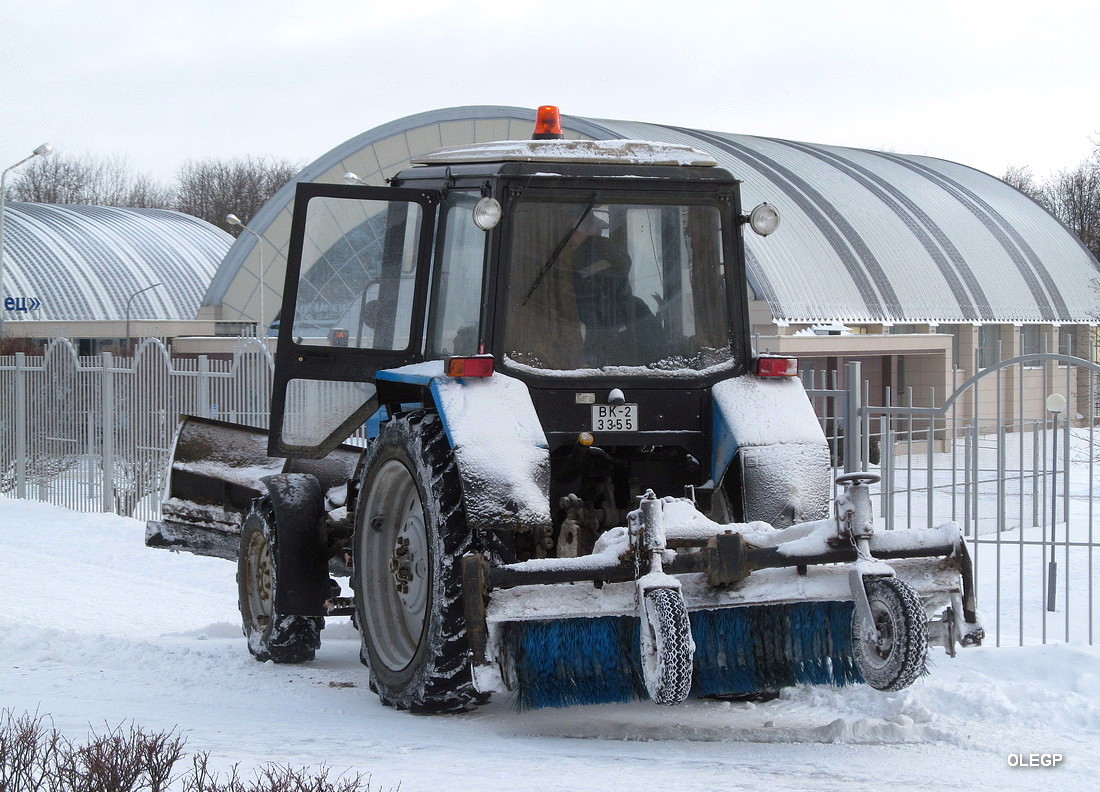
[2,202,231,322]
[207,106,1100,328]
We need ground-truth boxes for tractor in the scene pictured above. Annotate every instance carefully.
[148,106,982,713]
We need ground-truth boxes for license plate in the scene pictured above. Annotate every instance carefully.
[591,404,638,432]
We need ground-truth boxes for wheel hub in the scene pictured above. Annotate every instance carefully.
[393,512,429,614]
[872,610,895,658]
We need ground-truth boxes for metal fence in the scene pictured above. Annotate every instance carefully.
[0,337,273,521]
[805,355,1099,647]
[2,338,1097,647]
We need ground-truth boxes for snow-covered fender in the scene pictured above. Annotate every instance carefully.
[711,375,831,528]
[375,363,552,532]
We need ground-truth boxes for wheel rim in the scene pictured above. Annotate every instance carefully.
[361,458,431,671]
[244,527,273,630]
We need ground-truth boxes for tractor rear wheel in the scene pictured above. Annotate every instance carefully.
[852,577,928,691]
[353,411,486,713]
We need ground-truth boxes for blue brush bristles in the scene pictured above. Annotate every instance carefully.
[502,615,645,710]
[503,601,864,710]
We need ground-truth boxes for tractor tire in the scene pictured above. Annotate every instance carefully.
[353,411,486,713]
[851,577,928,692]
[237,498,323,663]
[640,587,694,705]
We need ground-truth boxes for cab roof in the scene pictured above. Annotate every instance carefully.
[410,138,718,168]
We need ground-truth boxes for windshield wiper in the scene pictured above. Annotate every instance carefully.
[520,195,597,307]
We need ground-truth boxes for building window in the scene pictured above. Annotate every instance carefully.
[1058,327,1077,360]
[1021,325,1043,367]
[977,325,1001,369]
[889,324,917,335]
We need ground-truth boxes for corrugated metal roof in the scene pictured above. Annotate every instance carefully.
[2,202,231,322]
[588,120,1099,324]
[208,106,1100,325]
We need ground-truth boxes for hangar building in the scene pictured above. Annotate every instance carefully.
[202,106,1099,418]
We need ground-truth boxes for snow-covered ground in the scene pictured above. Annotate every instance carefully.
[2,495,1098,791]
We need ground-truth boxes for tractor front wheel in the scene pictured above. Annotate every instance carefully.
[237,498,323,663]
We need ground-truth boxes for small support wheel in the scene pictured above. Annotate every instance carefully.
[639,587,694,705]
[237,498,323,663]
[851,577,928,691]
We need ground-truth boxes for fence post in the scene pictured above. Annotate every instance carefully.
[844,360,863,473]
[197,355,211,419]
[14,352,27,499]
[101,352,115,513]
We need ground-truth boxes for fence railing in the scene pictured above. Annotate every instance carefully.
[3,339,1097,647]
[805,355,1098,647]
[0,337,273,521]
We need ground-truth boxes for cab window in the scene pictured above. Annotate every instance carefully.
[505,197,731,372]
[429,192,486,357]
[291,195,424,350]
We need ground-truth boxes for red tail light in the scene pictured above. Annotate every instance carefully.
[532,105,564,140]
[755,356,798,378]
[445,356,494,378]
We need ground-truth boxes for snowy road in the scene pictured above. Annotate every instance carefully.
[2,496,1098,791]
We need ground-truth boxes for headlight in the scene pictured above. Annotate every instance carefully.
[748,202,780,236]
[473,197,503,230]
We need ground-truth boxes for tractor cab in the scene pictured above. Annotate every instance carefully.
[269,108,791,536]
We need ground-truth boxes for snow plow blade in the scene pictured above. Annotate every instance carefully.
[145,416,361,560]
[462,497,982,710]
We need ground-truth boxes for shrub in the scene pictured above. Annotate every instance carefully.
[0,711,387,792]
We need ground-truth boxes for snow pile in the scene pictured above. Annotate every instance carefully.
[2,496,1099,791]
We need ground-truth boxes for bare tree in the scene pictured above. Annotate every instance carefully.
[1001,164,1048,206]
[174,156,300,233]
[1043,157,1100,260]
[5,153,174,208]
[4,152,300,234]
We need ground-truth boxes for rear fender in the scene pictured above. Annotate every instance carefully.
[711,375,830,527]
[375,363,552,532]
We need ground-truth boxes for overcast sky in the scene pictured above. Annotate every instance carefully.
[4,0,1098,185]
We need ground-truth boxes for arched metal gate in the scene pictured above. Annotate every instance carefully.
[808,354,1099,647]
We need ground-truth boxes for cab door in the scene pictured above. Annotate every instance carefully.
[270,182,439,458]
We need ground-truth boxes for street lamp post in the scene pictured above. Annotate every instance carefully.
[1045,392,1066,612]
[1,143,54,336]
[125,282,163,355]
[226,213,267,337]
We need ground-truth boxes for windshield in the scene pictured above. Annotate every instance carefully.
[504,197,733,372]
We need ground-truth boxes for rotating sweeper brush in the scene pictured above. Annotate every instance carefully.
[463,478,982,710]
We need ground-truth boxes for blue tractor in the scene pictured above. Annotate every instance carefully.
[148,107,982,713]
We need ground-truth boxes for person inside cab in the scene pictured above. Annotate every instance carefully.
[563,210,660,365]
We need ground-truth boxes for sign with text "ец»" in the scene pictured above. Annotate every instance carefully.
[4,297,42,312]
